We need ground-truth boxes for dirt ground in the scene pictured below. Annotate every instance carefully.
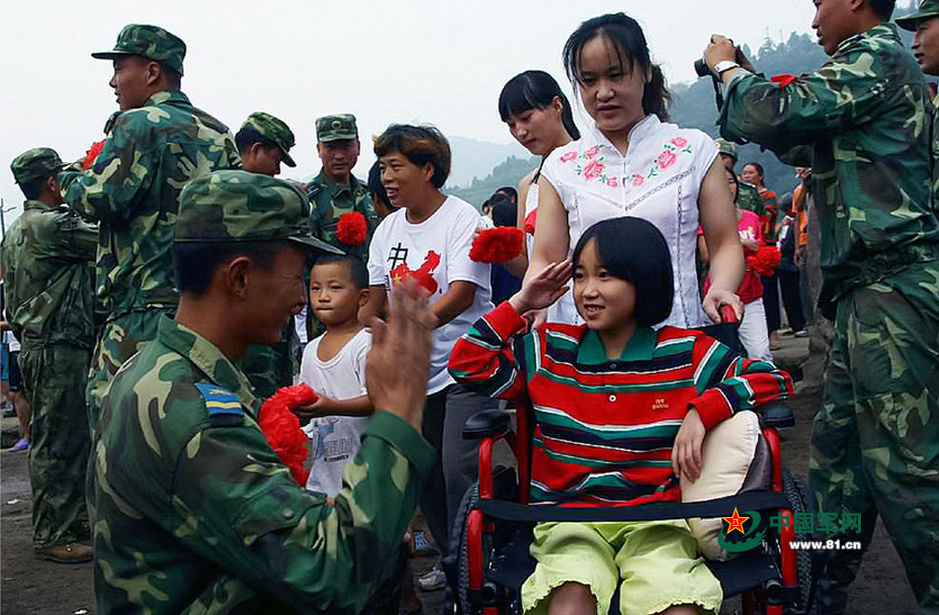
[0,336,921,614]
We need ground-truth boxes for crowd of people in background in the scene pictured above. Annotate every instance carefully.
[3,0,939,613]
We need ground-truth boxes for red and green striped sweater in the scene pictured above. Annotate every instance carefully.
[449,301,793,506]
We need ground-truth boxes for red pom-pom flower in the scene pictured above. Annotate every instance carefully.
[83,140,106,170]
[336,211,368,246]
[747,245,781,277]
[258,383,319,486]
[470,227,524,263]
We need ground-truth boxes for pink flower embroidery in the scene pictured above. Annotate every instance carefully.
[583,160,605,180]
[657,150,677,170]
[631,174,644,187]
[670,137,688,149]
[584,145,601,159]
[560,150,577,163]
[606,177,618,188]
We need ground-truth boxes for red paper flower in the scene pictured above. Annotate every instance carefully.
[83,140,105,170]
[336,211,368,246]
[470,227,524,263]
[747,245,781,277]
[771,73,798,88]
[258,383,319,486]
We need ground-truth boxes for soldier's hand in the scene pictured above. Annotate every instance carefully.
[366,279,434,431]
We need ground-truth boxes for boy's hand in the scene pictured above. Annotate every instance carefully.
[292,395,332,420]
[508,260,571,315]
[672,408,706,483]
[366,279,434,431]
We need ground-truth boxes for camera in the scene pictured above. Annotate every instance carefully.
[694,58,712,78]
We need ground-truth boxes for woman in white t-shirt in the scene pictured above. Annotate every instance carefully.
[531,13,744,328]
[498,70,581,323]
[364,124,499,590]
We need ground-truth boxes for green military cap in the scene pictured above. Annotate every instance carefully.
[315,114,358,142]
[92,24,186,75]
[240,112,297,167]
[714,138,738,162]
[898,0,939,30]
[176,170,343,254]
[10,147,67,186]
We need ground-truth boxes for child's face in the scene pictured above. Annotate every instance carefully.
[309,262,366,327]
[573,239,637,332]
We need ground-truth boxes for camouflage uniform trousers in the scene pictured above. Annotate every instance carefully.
[810,259,939,613]
[86,307,174,431]
[19,343,92,548]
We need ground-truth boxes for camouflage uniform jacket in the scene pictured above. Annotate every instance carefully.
[719,24,939,299]
[60,90,241,318]
[0,200,97,348]
[306,171,379,261]
[90,316,435,614]
[932,93,939,210]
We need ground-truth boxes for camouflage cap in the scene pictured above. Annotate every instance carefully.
[10,148,67,186]
[239,112,297,167]
[92,24,186,75]
[897,0,939,30]
[714,138,738,162]
[176,170,343,254]
[316,114,358,142]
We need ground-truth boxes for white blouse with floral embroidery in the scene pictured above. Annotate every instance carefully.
[540,115,719,328]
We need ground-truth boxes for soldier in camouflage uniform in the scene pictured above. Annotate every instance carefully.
[236,112,302,398]
[708,1,939,611]
[899,0,939,210]
[59,24,240,429]
[90,169,435,614]
[714,138,766,219]
[1,149,97,563]
[304,115,380,339]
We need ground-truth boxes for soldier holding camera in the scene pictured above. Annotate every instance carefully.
[705,1,939,613]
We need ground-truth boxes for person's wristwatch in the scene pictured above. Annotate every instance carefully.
[714,60,741,75]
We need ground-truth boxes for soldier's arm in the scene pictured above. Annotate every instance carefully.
[172,410,434,612]
[59,112,155,222]
[55,210,98,262]
[717,45,889,153]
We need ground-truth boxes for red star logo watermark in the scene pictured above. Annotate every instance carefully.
[723,508,750,535]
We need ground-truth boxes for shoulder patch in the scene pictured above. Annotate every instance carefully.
[195,383,244,426]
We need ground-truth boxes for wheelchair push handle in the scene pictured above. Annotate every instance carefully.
[719,304,739,325]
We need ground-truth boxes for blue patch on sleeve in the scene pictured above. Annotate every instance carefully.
[195,382,244,424]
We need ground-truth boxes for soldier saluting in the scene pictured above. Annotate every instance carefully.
[60,24,240,429]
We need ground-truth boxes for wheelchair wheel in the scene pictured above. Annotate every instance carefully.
[782,466,819,615]
[456,481,481,615]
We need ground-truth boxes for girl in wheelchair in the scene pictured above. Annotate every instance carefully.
[449,217,792,615]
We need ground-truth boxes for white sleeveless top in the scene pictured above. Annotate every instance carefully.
[541,115,718,328]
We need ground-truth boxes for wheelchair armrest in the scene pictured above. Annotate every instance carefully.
[463,408,511,440]
[757,402,795,429]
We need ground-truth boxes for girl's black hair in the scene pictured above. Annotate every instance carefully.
[498,70,581,141]
[724,166,740,204]
[562,13,670,121]
[571,217,674,327]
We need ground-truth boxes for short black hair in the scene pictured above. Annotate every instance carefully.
[489,193,517,228]
[495,186,518,203]
[19,177,47,200]
[171,241,284,296]
[311,253,369,289]
[162,64,182,90]
[374,124,451,189]
[235,126,278,156]
[571,217,674,327]
[367,160,395,211]
[870,0,895,20]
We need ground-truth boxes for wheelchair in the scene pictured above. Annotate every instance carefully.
[451,314,819,615]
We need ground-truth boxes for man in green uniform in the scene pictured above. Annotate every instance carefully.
[59,24,240,428]
[707,0,939,611]
[714,138,766,218]
[90,169,435,613]
[303,114,379,339]
[236,111,302,398]
[899,0,939,209]
[2,148,98,563]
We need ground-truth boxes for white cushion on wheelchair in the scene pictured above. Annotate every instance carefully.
[680,410,767,561]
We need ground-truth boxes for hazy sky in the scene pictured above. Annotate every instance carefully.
[0,0,819,225]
